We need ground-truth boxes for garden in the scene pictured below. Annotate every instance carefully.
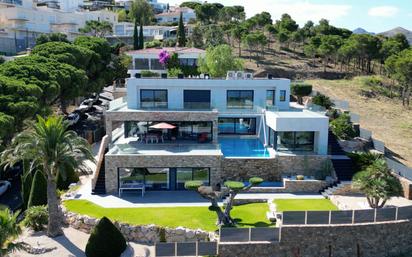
[64,200,272,231]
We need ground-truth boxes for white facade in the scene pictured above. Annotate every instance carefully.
[155,7,196,24]
[126,47,205,74]
[0,0,117,54]
[113,22,174,40]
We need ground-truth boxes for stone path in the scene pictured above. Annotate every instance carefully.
[11,227,154,257]
[330,195,412,210]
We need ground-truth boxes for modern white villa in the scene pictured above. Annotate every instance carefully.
[100,71,330,194]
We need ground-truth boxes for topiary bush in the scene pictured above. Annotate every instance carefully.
[85,217,127,257]
[330,113,356,140]
[23,205,48,231]
[141,70,159,78]
[28,170,47,208]
[312,93,334,109]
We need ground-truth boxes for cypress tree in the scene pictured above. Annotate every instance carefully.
[21,172,32,210]
[139,23,144,49]
[177,12,186,47]
[133,20,139,50]
[28,170,47,208]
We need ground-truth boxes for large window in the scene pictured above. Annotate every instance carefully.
[150,58,164,70]
[176,168,209,190]
[140,90,168,109]
[276,131,314,152]
[280,90,286,102]
[124,121,213,142]
[134,58,149,69]
[184,90,211,109]
[266,90,276,108]
[218,118,256,135]
[227,90,254,109]
[119,168,170,190]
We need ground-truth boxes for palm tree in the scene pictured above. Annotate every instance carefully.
[1,116,94,237]
[352,159,403,208]
[0,209,27,256]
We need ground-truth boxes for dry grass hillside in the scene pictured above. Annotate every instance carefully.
[239,47,412,166]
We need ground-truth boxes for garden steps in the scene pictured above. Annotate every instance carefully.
[92,159,106,195]
[331,159,356,181]
[328,131,346,155]
[320,181,352,199]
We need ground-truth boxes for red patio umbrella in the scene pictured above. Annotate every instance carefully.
[149,122,176,129]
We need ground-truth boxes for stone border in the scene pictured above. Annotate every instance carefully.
[63,209,217,244]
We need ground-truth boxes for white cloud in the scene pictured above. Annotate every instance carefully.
[368,6,399,17]
[166,0,352,25]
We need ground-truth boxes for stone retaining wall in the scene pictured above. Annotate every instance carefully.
[248,178,327,193]
[395,173,412,200]
[63,211,216,244]
[222,155,330,182]
[219,220,412,257]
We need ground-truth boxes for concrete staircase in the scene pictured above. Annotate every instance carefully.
[92,160,106,195]
[321,181,352,199]
[328,131,346,155]
[332,158,356,181]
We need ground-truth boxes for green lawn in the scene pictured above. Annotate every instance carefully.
[64,200,271,231]
[273,199,338,212]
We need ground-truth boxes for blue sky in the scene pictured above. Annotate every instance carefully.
[165,0,412,32]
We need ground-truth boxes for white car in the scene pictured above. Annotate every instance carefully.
[0,181,11,196]
[65,113,80,126]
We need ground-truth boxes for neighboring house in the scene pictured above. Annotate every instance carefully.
[106,22,176,44]
[0,0,117,55]
[155,7,195,24]
[126,47,205,75]
[102,72,329,194]
[115,0,167,13]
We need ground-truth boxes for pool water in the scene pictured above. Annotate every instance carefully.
[219,138,270,157]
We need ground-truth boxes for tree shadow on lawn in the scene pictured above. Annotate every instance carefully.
[231,219,273,228]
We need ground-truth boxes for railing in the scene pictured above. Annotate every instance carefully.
[155,241,218,257]
[282,206,412,225]
[219,227,280,242]
[91,135,109,190]
[109,143,221,155]
[387,158,412,181]
[108,97,127,111]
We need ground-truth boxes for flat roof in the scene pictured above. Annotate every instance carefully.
[271,110,327,118]
[126,47,205,55]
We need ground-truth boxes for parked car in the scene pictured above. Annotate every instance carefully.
[65,113,80,126]
[0,181,11,196]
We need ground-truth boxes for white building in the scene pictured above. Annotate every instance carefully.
[112,22,175,39]
[155,7,196,24]
[115,0,167,13]
[0,0,117,54]
[101,72,331,194]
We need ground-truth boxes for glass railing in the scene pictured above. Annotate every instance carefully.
[109,143,221,155]
[108,97,127,111]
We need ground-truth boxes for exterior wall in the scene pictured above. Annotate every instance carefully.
[105,154,222,194]
[248,179,327,193]
[395,173,412,199]
[219,220,412,257]
[126,78,291,111]
[221,155,329,182]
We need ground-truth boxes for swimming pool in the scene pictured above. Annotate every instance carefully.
[219,138,270,157]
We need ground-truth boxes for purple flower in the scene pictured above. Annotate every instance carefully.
[158,50,170,65]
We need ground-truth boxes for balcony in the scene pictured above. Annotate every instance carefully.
[107,143,222,156]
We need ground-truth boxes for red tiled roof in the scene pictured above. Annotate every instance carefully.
[126,47,205,55]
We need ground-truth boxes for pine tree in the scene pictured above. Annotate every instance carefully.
[139,23,144,49]
[177,12,186,47]
[133,20,139,50]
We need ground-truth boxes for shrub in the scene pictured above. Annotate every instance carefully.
[144,40,161,49]
[347,151,384,172]
[23,205,48,231]
[312,93,334,109]
[167,67,182,78]
[291,83,312,104]
[85,217,127,257]
[330,113,356,140]
[296,175,305,180]
[180,65,200,76]
[140,70,159,78]
[27,170,47,208]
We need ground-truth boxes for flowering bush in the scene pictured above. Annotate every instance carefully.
[158,50,170,66]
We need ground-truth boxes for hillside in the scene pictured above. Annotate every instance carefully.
[379,27,412,44]
[353,28,375,35]
[240,49,412,166]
